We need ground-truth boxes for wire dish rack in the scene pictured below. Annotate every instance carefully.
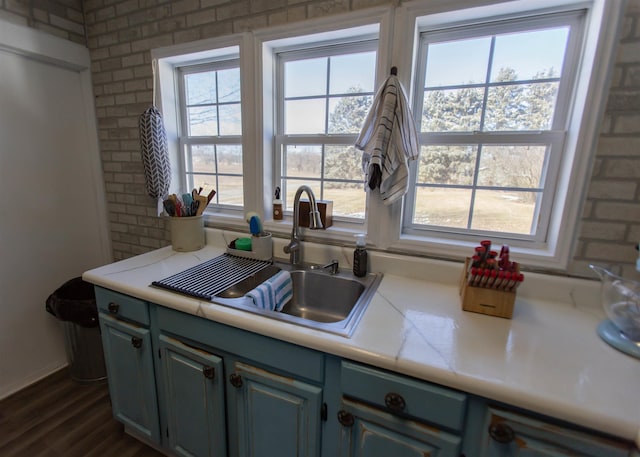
[151,253,272,300]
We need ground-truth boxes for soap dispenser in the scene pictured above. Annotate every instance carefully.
[353,234,368,277]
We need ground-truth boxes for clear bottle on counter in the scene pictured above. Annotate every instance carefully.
[353,234,368,277]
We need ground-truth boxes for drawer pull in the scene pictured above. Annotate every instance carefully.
[337,410,354,427]
[384,392,406,413]
[131,337,143,349]
[229,373,243,388]
[489,423,515,444]
[108,302,120,314]
[202,366,215,379]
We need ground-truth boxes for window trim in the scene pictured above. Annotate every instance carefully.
[255,7,395,243]
[274,39,378,224]
[177,60,244,209]
[403,9,584,246]
[388,0,626,269]
[150,0,625,270]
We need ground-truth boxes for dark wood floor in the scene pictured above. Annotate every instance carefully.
[0,368,166,457]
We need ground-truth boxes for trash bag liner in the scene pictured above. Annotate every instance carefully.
[46,277,98,328]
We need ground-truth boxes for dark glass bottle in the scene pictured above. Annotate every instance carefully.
[353,234,367,277]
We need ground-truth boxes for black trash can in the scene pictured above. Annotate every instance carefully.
[46,277,107,383]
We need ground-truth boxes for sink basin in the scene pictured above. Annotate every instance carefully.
[214,262,382,337]
[280,270,364,323]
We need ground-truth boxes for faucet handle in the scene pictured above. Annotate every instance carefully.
[323,259,340,275]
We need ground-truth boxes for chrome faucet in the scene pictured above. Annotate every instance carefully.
[283,185,323,266]
[311,259,340,275]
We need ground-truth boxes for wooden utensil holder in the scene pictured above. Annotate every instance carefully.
[459,258,515,319]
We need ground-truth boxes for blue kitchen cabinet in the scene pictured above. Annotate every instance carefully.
[158,335,227,457]
[155,304,325,457]
[478,406,631,457]
[226,360,323,457]
[337,398,461,457]
[98,311,160,443]
[336,361,463,457]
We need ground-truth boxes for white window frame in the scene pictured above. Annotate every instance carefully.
[150,1,624,270]
[177,59,243,208]
[255,8,394,243]
[403,10,584,245]
[152,34,258,225]
[274,39,378,224]
[384,0,625,270]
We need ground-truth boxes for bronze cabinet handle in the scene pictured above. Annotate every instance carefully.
[384,392,406,413]
[108,302,119,314]
[488,423,515,444]
[229,373,243,388]
[202,366,215,379]
[337,410,355,427]
[131,336,143,349]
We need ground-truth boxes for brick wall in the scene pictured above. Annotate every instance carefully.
[3,0,639,275]
[575,0,640,277]
[0,0,85,44]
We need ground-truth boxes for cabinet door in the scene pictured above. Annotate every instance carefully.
[99,313,160,443]
[227,361,322,457]
[159,335,227,457]
[337,398,461,457]
[479,407,631,457]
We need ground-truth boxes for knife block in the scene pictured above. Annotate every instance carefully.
[459,258,515,319]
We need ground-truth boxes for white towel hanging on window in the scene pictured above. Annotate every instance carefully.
[356,74,419,205]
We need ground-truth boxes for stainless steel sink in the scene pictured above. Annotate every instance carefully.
[213,262,382,337]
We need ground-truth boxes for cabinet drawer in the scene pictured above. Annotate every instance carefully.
[480,406,631,457]
[341,361,466,431]
[95,287,149,326]
[157,305,325,383]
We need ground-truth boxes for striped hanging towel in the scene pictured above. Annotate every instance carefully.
[356,74,419,205]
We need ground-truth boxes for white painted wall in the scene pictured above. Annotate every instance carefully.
[0,20,111,399]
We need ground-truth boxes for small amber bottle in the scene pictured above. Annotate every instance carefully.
[273,186,283,220]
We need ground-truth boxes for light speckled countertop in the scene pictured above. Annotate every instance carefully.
[83,228,640,446]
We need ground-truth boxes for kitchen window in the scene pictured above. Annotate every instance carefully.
[153,1,623,269]
[275,41,378,222]
[177,59,244,208]
[404,11,582,243]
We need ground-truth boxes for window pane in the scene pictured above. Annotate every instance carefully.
[422,88,483,132]
[329,52,376,94]
[285,145,322,179]
[216,145,242,174]
[324,182,366,218]
[471,190,538,234]
[185,71,216,105]
[216,175,244,206]
[418,145,476,185]
[285,58,327,97]
[328,95,372,134]
[477,145,546,188]
[425,37,491,87]
[285,99,326,134]
[413,187,471,228]
[217,68,241,102]
[491,28,569,82]
[190,145,216,173]
[218,103,242,135]
[284,179,321,212]
[485,82,559,130]
[192,175,217,197]
[324,145,363,181]
[188,107,217,136]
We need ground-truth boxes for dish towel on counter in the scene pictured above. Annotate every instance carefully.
[246,270,293,312]
[355,74,419,205]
